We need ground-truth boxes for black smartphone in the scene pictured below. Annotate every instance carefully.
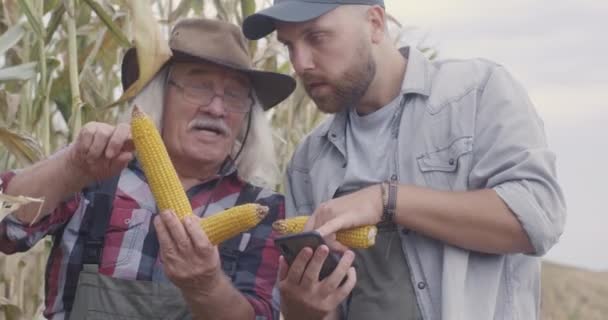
[274,231,341,281]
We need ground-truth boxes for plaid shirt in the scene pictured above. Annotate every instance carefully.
[0,162,284,320]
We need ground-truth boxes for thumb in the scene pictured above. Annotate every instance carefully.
[278,256,289,280]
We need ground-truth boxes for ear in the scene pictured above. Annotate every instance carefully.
[367,6,387,44]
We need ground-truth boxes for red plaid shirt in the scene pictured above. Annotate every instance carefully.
[0,162,283,319]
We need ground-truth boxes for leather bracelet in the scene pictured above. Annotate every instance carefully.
[380,182,389,221]
[386,180,397,222]
[381,181,397,223]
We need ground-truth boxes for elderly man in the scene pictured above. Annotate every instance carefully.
[0,18,295,320]
[243,1,566,320]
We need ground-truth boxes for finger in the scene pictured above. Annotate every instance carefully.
[303,214,316,232]
[159,210,192,252]
[285,247,313,284]
[105,124,131,159]
[183,215,212,252]
[325,236,349,253]
[112,151,134,168]
[324,250,355,290]
[86,125,112,159]
[332,267,357,302]
[315,218,345,238]
[278,256,289,281]
[154,214,176,255]
[300,245,329,288]
[76,125,95,155]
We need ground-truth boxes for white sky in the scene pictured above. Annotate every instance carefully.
[385,0,608,270]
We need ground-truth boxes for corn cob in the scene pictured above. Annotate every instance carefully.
[131,107,268,245]
[272,216,377,249]
[200,204,269,245]
[131,106,192,220]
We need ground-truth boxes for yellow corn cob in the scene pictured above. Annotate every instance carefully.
[131,106,192,220]
[272,216,377,249]
[200,203,269,245]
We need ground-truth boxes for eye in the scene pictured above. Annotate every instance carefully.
[309,32,327,44]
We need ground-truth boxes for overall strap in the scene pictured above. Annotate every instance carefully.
[81,175,120,266]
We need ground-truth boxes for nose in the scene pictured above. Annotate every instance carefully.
[290,45,315,76]
[199,94,227,118]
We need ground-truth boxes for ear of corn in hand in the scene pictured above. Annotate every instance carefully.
[200,203,269,245]
[131,107,268,245]
[272,216,377,249]
[131,106,193,220]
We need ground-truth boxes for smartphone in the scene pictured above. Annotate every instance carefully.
[274,231,342,282]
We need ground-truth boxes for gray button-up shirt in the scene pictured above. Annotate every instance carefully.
[284,47,566,320]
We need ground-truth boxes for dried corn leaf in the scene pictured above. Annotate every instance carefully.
[0,125,44,165]
[106,0,172,108]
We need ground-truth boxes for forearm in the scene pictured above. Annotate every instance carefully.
[394,185,534,254]
[5,148,91,224]
[182,273,255,320]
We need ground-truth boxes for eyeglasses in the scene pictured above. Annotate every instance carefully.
[168,79,253,113]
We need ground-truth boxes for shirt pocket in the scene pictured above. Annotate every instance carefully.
[416,136,473,190]
[101,207,150,268]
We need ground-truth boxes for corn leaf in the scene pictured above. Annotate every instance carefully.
[83,0,131,48]
[16,0,45,39]
[0,125,44,165]
[106,0,172,108]
[0,23,25,56]
[44,3,66,44]
[0,62,37,81]
[0,193,44,223]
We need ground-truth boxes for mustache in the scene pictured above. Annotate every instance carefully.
[187,117,231,136]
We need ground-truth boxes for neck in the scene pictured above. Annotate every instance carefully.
[357,47,407,115]
[172,157,225,191]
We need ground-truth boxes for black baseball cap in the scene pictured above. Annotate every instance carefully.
[242,0,385,40]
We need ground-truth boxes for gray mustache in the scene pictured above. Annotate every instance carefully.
[188,118,231,136]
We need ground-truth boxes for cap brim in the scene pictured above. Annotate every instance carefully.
[243,2,339,40]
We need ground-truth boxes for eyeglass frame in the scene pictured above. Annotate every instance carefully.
[167,78,255,114]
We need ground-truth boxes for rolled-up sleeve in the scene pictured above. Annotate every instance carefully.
[0,171,81,254]
[468,66,566,256]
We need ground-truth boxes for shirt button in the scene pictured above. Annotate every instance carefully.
[391,174,398,181]
[417,281,427,290]
[330,133,337,139]
[448,158,455,165]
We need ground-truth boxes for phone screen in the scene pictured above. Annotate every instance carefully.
[274,231,341,281]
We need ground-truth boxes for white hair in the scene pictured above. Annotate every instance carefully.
[122,66,279,188]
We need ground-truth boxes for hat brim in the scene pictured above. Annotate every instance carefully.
[121,48,296,111]
[243,2,339,40]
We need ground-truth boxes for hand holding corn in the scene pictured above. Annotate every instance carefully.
[273,216,377,249]
[131,106,267,244]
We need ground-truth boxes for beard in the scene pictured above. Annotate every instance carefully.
[302,41,376,114]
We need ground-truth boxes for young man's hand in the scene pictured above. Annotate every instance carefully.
[306,185,383,250]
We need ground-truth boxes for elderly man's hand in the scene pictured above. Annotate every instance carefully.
[279,246,357,320]
[306,185,383,251]
[154,210,222,294]
[66,122,134,182]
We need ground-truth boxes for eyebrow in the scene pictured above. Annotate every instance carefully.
[277,26,317,46]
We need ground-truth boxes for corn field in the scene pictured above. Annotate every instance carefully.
[0,1,430,318]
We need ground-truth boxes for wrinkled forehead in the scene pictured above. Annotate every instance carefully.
[170,61,251,88]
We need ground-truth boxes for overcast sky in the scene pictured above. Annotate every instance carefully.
[385,0,608,270]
